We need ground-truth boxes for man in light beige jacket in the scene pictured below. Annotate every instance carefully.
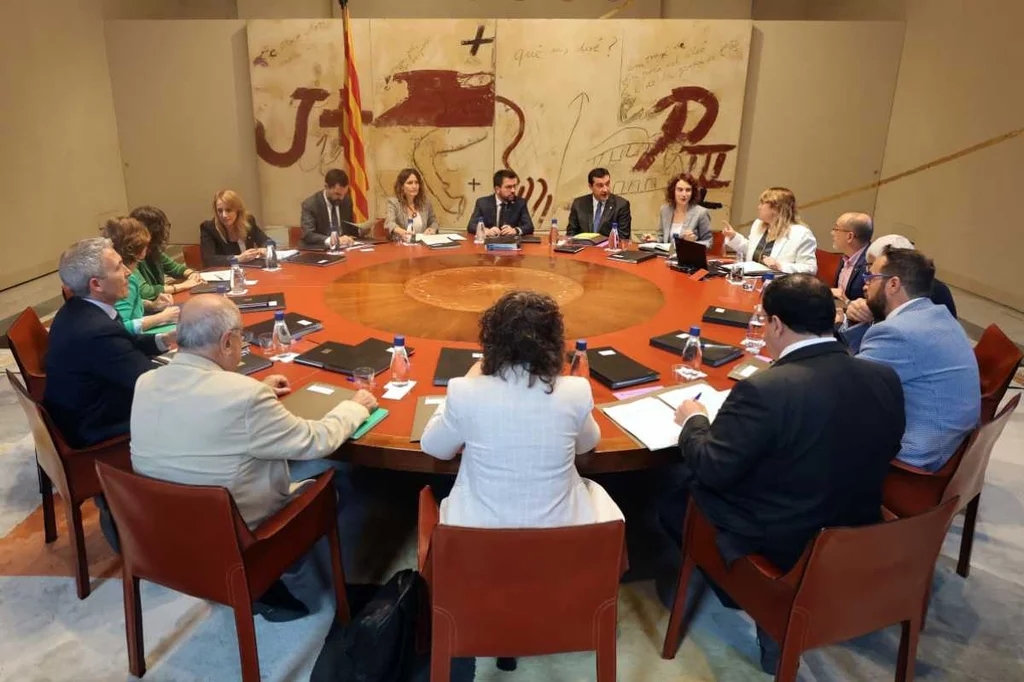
[131,295,375,620]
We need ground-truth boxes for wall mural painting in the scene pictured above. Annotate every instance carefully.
[248,19,750,231]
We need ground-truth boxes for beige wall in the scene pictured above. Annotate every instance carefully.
[102,0,236,19]
[664,0,752,19]
[0,0,128,291]
[874,0,1024,311]
[105,20,262,243]
[731,21,904,243]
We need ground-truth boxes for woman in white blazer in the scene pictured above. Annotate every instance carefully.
[384,167,440,240]
[644,172,713,247]
[723,187,817,274]
[420,291,623,529]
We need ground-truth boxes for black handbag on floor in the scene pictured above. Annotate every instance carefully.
[310,569,422,682]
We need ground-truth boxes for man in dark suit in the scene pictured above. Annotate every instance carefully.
[45,237,173,551]
[830,212,872,303]
[466,169,534,237]
[299,168,358,248]
[566,167,632,239]
[660,274,904,673]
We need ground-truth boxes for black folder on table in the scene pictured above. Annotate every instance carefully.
[648,330,744,367]
[433,347,483,386]
[239,258,266,269]
[587,347,659,389]
[519,235,542,244]
[287,252,346,266]
[190,281,230,295]
[242,312,322,344]
[236,352,273,375]
[607,250,656,264]
[701,306,753,329]
[233,293,286,312]
[295,337,415,376]
[554,243,585,254]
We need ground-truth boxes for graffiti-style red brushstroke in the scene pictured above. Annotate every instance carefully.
[633,86,719,172]
[374,70,495,128]
[255,88,330,168]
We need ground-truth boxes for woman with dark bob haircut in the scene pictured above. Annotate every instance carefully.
[421,290,623,528]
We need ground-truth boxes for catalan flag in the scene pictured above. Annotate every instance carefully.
[339,0,369,221]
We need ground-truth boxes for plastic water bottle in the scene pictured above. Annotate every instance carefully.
[569,339,589,377]
[271,310,292,352]
[229,256,245,295]
[265,239,279,270]
[405,217,414,244]
[475,220,486,245]
[759,272,776,296]
[329,228,340,252]
[607,222,621,253]
[681,326,703,372]
[549,218,559,253]
[744,304,767,353]
[390,334,410,387]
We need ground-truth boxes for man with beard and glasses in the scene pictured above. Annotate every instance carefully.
[299,168,370,248]
[856,247,979,471]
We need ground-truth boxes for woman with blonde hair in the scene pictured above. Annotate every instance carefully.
[722,187,817,273]
[384,168,440,241]
[102,217,179,333]
[199,189,269,267]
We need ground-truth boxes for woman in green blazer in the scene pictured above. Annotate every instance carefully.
[129,205,204,299]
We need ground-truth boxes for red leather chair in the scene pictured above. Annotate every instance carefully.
[288,225,303,247]
[417,486,626,682]
[884,394,1019,579]
[7,369,131,598]
[710,230,725,256]
[182,244,203,271]
[974,324,1022,423]
[662,496,959,681]
[815,249,843,288]
[5,307,47,400]
[95,463,351,682]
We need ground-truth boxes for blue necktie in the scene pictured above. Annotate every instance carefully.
[593,201,604,231]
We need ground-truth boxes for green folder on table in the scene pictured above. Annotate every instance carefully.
[351,408,389,440]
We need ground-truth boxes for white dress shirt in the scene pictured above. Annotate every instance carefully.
[84,297,169,351]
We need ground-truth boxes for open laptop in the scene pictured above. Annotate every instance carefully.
[671,237,727,275]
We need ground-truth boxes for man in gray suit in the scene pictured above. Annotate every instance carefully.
[857,247,979,471]
[299,168,358,248]
[131,295,376,620]
[566,167,632,239]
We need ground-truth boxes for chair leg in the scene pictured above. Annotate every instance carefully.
[895,616,921,682]
[123,572,146,677]
[37,459,57,543]
[774,640,802,682]
[956,495,980,578]
[595,603,618,682]
[66,502,90,599]
[326,529,351,623]
[430,615,452,682]
[661,556,696,659]
[233,600,261,682]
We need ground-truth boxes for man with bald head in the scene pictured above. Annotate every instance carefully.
[830,212,873,305]
[130,295,376,620]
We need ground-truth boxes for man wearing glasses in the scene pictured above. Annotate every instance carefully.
[830,212,873,306]
[855,247,979,472]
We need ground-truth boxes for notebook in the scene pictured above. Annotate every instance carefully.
[570,232,607,246]
[242,312,322,343]
[410,395,446,442]
[281,381,389,439]
[416,234,461,248]
[190,281,230,295]
[638,242,672,255]
[233,293,286,312]
[151,350,271,376]
[432,347,483,386]
[701,306,753,329]
[599,382,731,451]
[553,243,585,254]
[294,338,415,376]
[607,250,656,264]
[519,235,542,244]
[727,356,772,381]
[287,252,346,266]
[587,347,659,389]
[648,331,744,367]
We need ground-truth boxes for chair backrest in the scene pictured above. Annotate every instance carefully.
[791,496,959,649]
[6,369,71,498]
[182,244,203,271]
[95,461,255,603]
[288,225,303,246]
[815,249,843,287]
[710,230,725,256]
[5,307,48,400]
[974,324,1022,422]
[430,520,625,657]
[942,393,1019,509]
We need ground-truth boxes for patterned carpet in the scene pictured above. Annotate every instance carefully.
[1,349,1022,681]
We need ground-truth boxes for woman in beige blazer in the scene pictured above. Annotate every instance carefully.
[384,168,440,240]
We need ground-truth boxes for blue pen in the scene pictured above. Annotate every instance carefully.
[693,392,702,401]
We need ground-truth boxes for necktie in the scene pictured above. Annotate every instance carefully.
[496,201,503,229]
[593,201,604,231]
[334,205,340,231]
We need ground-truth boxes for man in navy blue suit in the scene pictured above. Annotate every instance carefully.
[830,212,872,304]
[466,169,534,237]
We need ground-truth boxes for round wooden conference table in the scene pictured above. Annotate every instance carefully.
[191,238,764,475]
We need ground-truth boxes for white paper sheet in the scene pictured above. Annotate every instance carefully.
[602,397,681,451]
[200,270,232,282]
[276,249,298,259]
[382,380,417,400]
[734,261,770,275]
[657,384,731,421]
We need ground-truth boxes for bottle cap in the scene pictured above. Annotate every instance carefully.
[274,310,284,320]
[551,218,558,225]
[689,326,700,336]
[762,272,775,281]
[394,334,406,346]
[266,239,275,247]
[575,339,587,351]
[230,256,238,264]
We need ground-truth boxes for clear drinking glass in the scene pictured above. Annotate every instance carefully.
[352,366,376,393]
[257,333,274,355]
[728,263,744,285]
